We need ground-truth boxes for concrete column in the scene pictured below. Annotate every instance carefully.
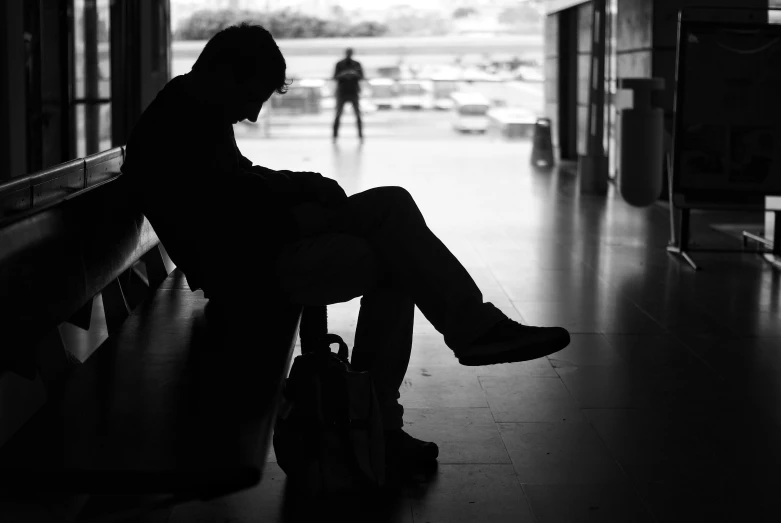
[0,0,27,180]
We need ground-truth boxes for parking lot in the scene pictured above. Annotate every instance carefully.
[233,80,544,141]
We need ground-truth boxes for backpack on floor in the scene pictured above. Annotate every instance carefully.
[273,333,385,496]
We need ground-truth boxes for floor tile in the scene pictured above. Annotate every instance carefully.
[479,376,585,422]
[498,423,628,484]
[407,464,535,523]
[496,269,605,302]
[556,365,724,409]
[400,366,487,408]
[547,334,624,368]
[725,311,781,337]
[475,357,559,378]
[403,408,511,464]
[522,483,655,523]
[601,334,711,370]
[169,463,413,523]
[513,299,666,334]
[407,333,460,367]
[584,408,781,469]
[626,462,781,523]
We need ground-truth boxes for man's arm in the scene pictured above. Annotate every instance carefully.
[237,153,347,209]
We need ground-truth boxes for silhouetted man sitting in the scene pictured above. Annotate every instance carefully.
[122,23,570,476]
[332,47,364,144]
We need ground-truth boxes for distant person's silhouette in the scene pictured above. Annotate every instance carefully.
[121,24,570,478]
[332,48,364,144]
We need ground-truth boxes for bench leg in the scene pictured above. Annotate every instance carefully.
[120,265,152,311]
[102,278,130,335]
[67,295,96,331]
[142,244,170,290]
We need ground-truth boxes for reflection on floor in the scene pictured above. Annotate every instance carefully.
[174,138,779,522]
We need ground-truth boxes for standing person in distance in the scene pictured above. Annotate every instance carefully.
[333,48,364,144]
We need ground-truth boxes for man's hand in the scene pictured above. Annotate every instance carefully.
[307,176,348,209]
[244,166,348,209]
[291,202,340,238]
[288,171,348,209]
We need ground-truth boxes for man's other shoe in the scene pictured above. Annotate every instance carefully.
[457,319,570,366]
[385,429,438,464]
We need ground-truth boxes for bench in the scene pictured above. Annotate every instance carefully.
[0,148,304,520]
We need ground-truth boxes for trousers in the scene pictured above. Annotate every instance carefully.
[333,94,363,139]
[276,186,505,429]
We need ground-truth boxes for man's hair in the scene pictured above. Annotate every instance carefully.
[192,23,290,95]
[346,47,354,55]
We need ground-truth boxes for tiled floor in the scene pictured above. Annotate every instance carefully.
[167,137,777,522]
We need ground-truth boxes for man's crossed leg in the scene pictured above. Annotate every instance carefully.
[276,186,569,471]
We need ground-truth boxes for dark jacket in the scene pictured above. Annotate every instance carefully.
[122,75,315,298]
[333,58,364,97]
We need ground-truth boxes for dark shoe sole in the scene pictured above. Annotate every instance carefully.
[458,328,570,366]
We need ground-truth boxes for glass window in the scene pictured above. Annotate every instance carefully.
[772,1,781,24]
[73,0,112,156]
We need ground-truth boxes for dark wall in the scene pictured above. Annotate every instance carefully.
[0,0,27,181]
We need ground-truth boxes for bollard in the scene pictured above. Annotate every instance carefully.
[530,118,554,168]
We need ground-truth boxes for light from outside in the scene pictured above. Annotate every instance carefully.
[169,0,546,142]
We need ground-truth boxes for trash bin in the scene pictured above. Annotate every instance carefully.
[530,117,554,168]
[617,78,665,207]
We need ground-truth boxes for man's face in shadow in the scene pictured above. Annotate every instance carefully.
[225,73,273,124]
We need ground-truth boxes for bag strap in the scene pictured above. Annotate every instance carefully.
[325,333,349,362]
[300,306,349,361]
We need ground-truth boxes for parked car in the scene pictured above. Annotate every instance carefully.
[451,92,492,134]
[367,78,397,110]
[430,77,461,110]
[396,80,434,110]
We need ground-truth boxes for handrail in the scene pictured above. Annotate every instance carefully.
[0,147,125,219]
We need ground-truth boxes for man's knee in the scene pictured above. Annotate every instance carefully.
[368,186,415,207]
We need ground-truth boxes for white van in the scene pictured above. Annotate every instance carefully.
[430,77,461,110]
[451,92,492,133]
[368,78,397,110]
[396,80,434,110]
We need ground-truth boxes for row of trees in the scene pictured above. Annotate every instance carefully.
[175,9,388,41]
[175,2,545,41]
